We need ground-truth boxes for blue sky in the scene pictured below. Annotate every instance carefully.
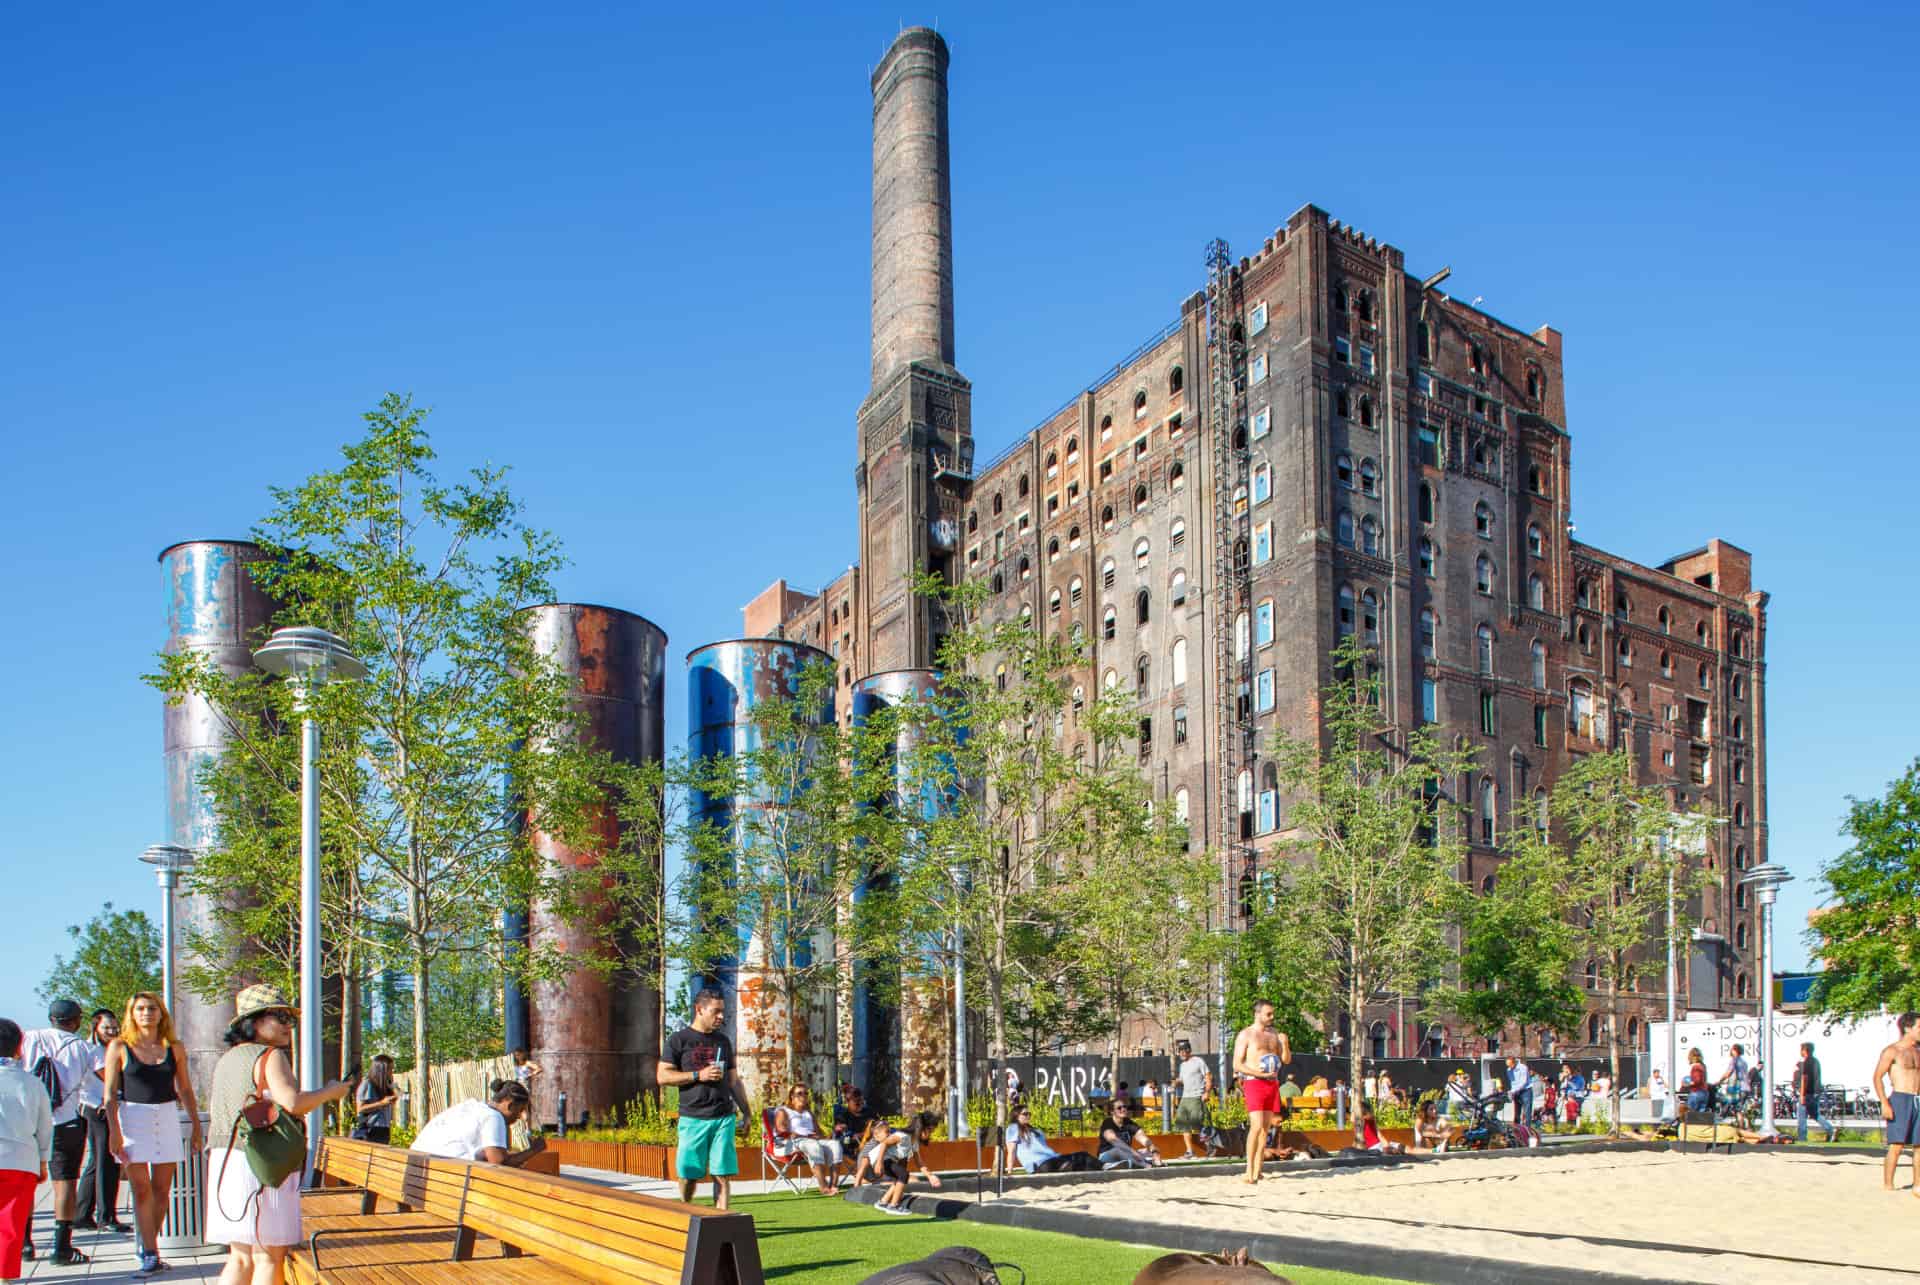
[5,3,1915,1025]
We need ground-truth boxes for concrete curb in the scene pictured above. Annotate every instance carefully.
[847,1140,1755,1285]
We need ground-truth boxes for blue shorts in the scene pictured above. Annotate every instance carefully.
[675,1114,740,1180]
[1892,1093,1920,1147]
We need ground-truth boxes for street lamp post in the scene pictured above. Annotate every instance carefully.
[1662,833,1677,1119]
[253,626,366,1178]
[1738,863,1793,1137]
[139,844,198,1015]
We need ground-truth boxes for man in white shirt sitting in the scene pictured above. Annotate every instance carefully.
[410,1080,545,1167]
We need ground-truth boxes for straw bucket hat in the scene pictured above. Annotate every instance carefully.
[233,983,299,1022]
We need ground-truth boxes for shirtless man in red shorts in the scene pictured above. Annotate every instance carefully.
[1231,999,1291,1185]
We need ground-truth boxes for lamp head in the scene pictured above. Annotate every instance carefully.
[253,626,368,684]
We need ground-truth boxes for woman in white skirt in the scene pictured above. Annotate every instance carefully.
[205,985,353,1285]
[104,991,201,1279]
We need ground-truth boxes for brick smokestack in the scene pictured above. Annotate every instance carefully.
[869,27,955,386]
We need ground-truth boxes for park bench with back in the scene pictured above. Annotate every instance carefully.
[290,1136,763,1285]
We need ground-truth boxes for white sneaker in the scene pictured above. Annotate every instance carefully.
[876,1202,911,1216]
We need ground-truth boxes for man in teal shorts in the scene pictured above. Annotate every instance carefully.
[657,988,752,1209]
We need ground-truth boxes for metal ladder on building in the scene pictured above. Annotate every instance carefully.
[1205,238,1255,928]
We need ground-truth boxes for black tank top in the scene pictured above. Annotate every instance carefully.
[120,1045,178,1105]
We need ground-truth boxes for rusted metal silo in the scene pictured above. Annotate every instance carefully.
[849,668,953,1117]
[159,539,280,1090]
[686,639,837,1107]
[520,603,667,1125]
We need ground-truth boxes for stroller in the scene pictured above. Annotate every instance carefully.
[1447,1086,1541,1151]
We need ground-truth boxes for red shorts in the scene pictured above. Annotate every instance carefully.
[1245,1078,1281,1113]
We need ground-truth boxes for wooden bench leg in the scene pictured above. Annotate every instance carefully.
[501,1244,522,1259]
[451,1227,477,1262]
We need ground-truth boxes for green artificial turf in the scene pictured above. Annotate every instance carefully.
[736,1190,1412,1285]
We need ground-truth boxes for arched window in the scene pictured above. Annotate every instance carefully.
[1332,283,1348,313]
[1614,592,1631,620]
[1533,788,1549,834]
[1337,510,1355,546]
[1359,395,1375,427]
[1732,714,1745,738]
[1169,366,1184,394]
[1736,972,1750,1000]
[1627,1016,1641,1044]
[967,509,978,533]
[1171,570,1188,605]
[1419,538,1437,576]
[1735,883,1750,911]
[1417,320,1433,361]
[1133,389,1147,416]
[1480,778,1498,844]
[1732,674,1746,700]
[992,492,1003,515]
[1103,667,1118,690]
[1527,574,1545,610]
[1064,526,1080,552]
[1734,801,1748,828]
[1045,449,1058,478]
[1100,413,1113,439]
[1732,631,1747,659]
[1476,555,1495,594]
[1136,654,1150,694]
[1337,584,1355,636]
[1018,555,1032,581]
[1698,662,1713,690]
[1134,538,1150,570]
[1047,536,1060,561]
[1474,501,1494,538]
[1170,460,1185,490]
[1359,458,1378,496]
[1361,515,1380,556]
[1101,557,1117,590]
[1419,608,1437,660]
[1477,625,1495,674]
[1734,844,1748,871]
[1527,523,1543,557]
[1018,475,1030,498]
[1102,605,1116,640]
[1369,1022,1390,1059]
[1618,636,1633,666]
[1136,589,1151,624]
[1071,684,1085,713]
[1066,436,1079,463]
[1588,1014,1602,1043]
[1068,576,1084,606]
[1530,640,1547,689]
[1570,679,1595,738]
[1170,517,1186,551]
[1577,623,1591,652]
[1252,462,1271,503]
[1658,606,1671,634]
[1418,482,1435,523]
[1171,638,1189,686]
[1529,465,1545,495]
[1235,610,1250,660]
[1584,959,1598,990]
[1100,504,1116,532]
[1356,290,1374,323]
[1335,388,1351,419]
[991,572,1004,594]
[1362,590,1380,644]
[1174,786,1190,823]
[1336,453,1354,488]
[1576,578,1591,608]
[1048,588,1061,615]
[1527,366,1542,399]
[1134,484,1149,513]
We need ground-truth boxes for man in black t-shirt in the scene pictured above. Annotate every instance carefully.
[656,988,752,1210]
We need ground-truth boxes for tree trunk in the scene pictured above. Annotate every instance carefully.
[339,947,358,1080]
[1606,971,1622,1137]
[1348,970,1365,1144]
[988,975,1008,1130]
[411,939,431,1121]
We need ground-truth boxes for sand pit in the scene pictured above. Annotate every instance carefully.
[994,1148,1920,1283]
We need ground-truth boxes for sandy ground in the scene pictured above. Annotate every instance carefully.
[997,1149,1920,1283]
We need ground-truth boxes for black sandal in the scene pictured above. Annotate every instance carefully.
[51,1247,91,1266]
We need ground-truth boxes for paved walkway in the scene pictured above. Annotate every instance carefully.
[18,1185,225,1281]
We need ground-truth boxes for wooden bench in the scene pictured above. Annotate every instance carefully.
[291,1136,763,1284]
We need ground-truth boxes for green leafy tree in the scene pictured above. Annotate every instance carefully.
[1437,840,1586,1055]
[1225,894,1331,1057]
[681,659,889,1100]
[38,904,161,1016]
[1266,636,1477,1127]
[1078,833,1236,1117]
[888,574,1140,1125]
[150,396,592,1115]
[1516,751,1712,1131]
[1807,758,1920,1019]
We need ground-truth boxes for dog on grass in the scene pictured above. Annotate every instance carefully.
[1132,1247,1292,1283]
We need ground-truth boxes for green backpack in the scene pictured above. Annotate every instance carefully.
[217,1051,308,1211]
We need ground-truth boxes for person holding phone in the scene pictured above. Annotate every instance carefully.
[655,989,750,1211]
[353,1056,398,1144]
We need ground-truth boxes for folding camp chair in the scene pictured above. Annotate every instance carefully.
[761,1107,806,1196]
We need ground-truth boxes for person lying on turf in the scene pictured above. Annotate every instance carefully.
[1004,1104,1101,1174]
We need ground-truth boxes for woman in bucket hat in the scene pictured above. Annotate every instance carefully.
[204,985,353,1285]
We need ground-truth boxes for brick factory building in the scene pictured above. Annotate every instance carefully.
[745,27,1767,1092]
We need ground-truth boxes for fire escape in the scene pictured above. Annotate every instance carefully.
[1205,239,1255,927]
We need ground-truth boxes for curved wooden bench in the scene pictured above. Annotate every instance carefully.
[293,1136,762,1284]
